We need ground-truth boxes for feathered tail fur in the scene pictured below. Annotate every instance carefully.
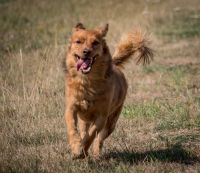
[112,30,153,67]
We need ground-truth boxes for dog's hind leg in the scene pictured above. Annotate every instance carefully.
[92,105,123,157]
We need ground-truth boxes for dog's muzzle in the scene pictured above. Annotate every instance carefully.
[75,54,97,74]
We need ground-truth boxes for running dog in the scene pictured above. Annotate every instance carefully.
[64,23,153,159]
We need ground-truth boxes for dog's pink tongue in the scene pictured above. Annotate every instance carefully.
[77,59,84,71]
[77,59,90,71]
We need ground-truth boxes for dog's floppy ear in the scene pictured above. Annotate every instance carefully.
[97,23,109,37]
[73,22,85,32]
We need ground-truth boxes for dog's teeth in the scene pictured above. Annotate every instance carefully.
[82,66,91,73]
[85,66,91,72]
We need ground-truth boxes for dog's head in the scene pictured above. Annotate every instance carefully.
[67,23,109,75]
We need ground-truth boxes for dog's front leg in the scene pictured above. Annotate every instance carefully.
[78,117,90,156]
[65,107,84,159]
[83,116,106,155]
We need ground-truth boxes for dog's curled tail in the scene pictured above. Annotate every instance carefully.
[112,30,153,67]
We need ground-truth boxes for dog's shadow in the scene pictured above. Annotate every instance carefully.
[102,144,200,165]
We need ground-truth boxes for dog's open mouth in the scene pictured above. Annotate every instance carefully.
[75,55,96,74]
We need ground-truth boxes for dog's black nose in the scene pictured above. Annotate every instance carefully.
[83,48,91,56]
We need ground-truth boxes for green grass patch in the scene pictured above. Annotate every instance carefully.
[123,99,200,131]
[156,102,190,130]
[156,101,200,130]
[122,101,161,119]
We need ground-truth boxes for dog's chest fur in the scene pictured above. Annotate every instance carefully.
[68,76,107,113]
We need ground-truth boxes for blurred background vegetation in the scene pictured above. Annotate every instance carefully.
[1,0,200,54]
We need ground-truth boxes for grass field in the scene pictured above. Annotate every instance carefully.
[0,0,200,172]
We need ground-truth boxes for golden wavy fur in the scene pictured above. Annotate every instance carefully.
[64,23,153,159]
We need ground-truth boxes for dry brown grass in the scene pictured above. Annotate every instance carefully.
[0,0,200,172]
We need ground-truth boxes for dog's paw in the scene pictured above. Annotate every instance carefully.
[92,145,102,159]
[92,152,101,159]
[72,149,88,160]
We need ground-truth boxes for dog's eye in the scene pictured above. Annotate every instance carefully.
[75,40,81,44]
[92,40,100,46]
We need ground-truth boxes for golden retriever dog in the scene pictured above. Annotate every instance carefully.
[64,23,153,159]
